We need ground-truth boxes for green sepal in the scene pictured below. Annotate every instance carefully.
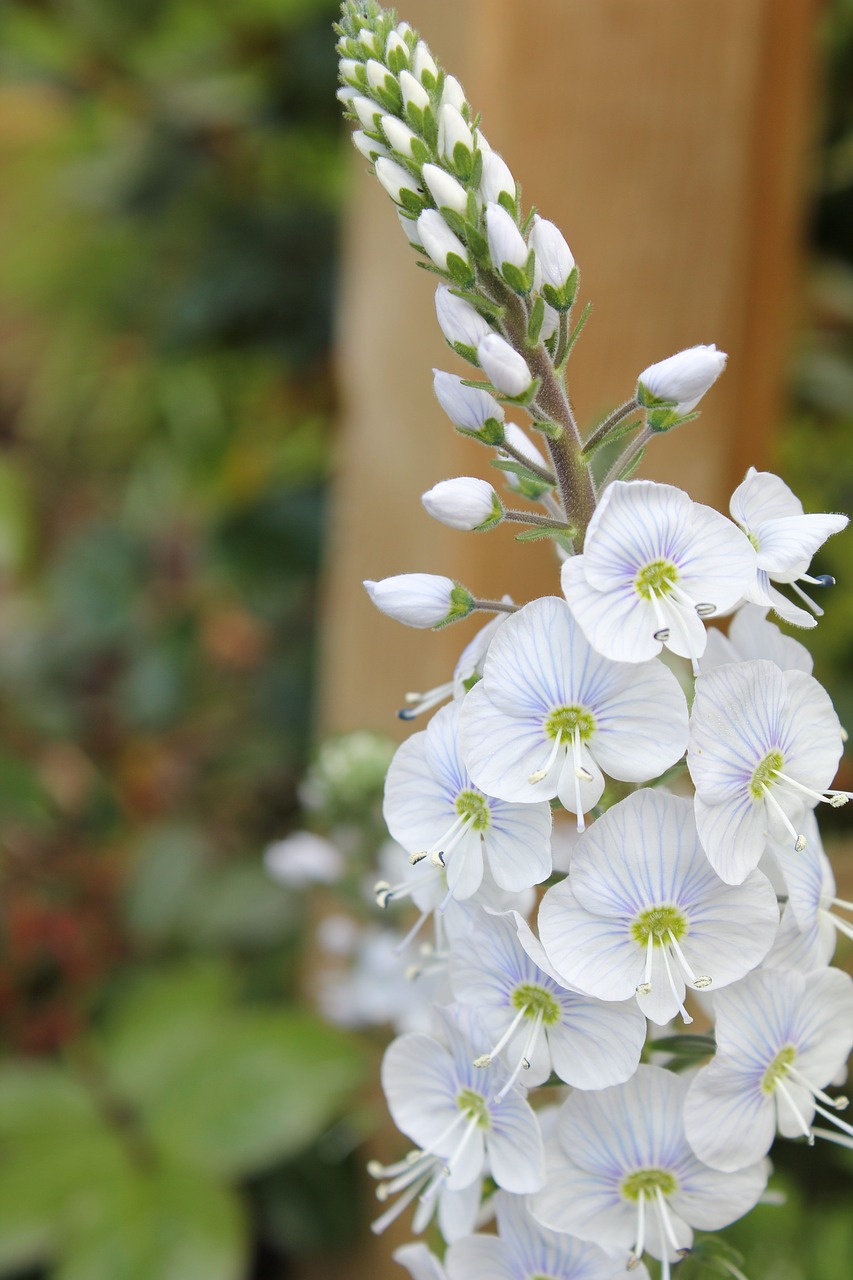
[415,260,450,278]
[372,79,402,116]
[465,189,480,224]
[399,189,427,216]
[422,105,438,151]
[542,265,579,312]
[405,102,425,134]
[514,524,578,542]
[449,289,504,322]
[420,67,438,95]
[451,342,479,365]
[451,140,475,183]
[501,247,536,295]
[530,418,563,441]
[462,672,482,693]
[520,205,537,234]
[386,45,409,76]
[410,137,430,167]
[498,189,519,221]
[441,208,468,240]
[498,375,541,408]
[473,494,505,532]
[618,446,646,480]
[647,408,700,434]
[636,380,677,410]
[527,296,545,346]
[433,584,474,630]
[465,223,490,268]
[446,253,475,287]
[471,148,483,190]
[474,417,505,446]
[340,63,368,89]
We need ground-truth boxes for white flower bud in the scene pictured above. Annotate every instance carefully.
[366,58,395,96]
[422,478,502,530]
[637,344,728,412]
[486,202,529,271]
[336,86,356,106]
[396,22,413,38]
[352,130,389,163]
[412,40,438,85]
[351,94,383,130]
[433,370,504,432]
[339,59,364,88]
[440,75,467,113]
[385,30,409,67]
[400,69,430,112]
[479,151,515,205]
[264,832,343,888]
[381,115,418,158]
[364,574,468,629]
[375,157,423,206]
[500,423,549,490]
[358,27,379,55]
[475,130,492,154]
[541,302,559,340]
[438,104,475,166]
[478,333,533,396]
[398,211,424,247]
[434,284,491,349]
[422,163,468,215]
[417,209,469,272]
[529,215,575,289]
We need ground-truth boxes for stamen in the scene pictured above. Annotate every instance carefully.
[628,1191,646,1269]
[812,1100,853,1139]
[810,1126,853,1151]
[654,1187,689,1257]
[371,1166,432,1234]
[773,769,850,809]
[637,932,655,995]
[394,909,431,955]
[669,581,716,617]
[829,913,853,943]
[646,586,670,642]
[775,1077,814,1143]
[791,580,824,617]
[667,930,712,989]
[443,1113,481,1178]
[473,1003,530,1067]
[572,727,587,833]
[760,785,806,851]
[374,865,445,908]
[802,573,835,587]
[659,939,693,1024]
[786,1064,848,1111]
[494,1010,544,1102]
[529,727,564,785]
[398,680,455,719]
[828,896,853,912]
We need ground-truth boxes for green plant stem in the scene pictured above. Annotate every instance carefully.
[583,397,640,456]
[496,438,557,486]
[471,598,518,614]
[503,509,575,531]
[602,424,652,488]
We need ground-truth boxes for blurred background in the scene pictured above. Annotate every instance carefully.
[0,0,849,1277]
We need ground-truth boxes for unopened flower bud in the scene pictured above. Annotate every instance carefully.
[440,75,467,113]
[366,58,396,96]
[364,574,472,629]
[637,344,727,412]
[422,477,502,531]
[375,157,423,207]
[438,104,475,168]
[400,69,430,113]
[486,202,529,275]
[385,30,410,69]
[398,211,423,247]
[433,370,504,433]
[336,86,356,107]
[381,115,418,158]
[478,333,533,397]
[500,423,550,490]
[530,216,575,289]
[352,130,389,163]
[339,58,364,88]
[358,27,379,55]
[434,284,491,349]
[417,210,470,275]
[479,151,516,205]
[351,94,383,131]
[422,163,468,215]
[412,40,438,86]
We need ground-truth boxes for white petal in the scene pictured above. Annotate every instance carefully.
[683,1059,776,1170]
[676,502,756,613]
[580,481,694,590]
[382,1033,460,1149]
[539,880,642,1001]
[547,992,646,1088]
[670,1150,768,1228]
[731,467,803,526]
[561,555,662,663]
[394,1244,449,1280]
[751,512,848,578]
[727,603,813,673]
[531,1159,630,1246]
[445,1238,513,1280]
[590,661,689,781]
[460,682,559,804]
[438,1178,483,1242]
[484,799,552,891]
[694,790,773,883]
[487,1093,546,1193]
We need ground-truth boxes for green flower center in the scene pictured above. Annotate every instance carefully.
[631,904,688,947]
[456,1087,491,1128]
[544,705,596,741]
[455,788,491,831]
[750,749,784,800]
[634,558,678,600]
[621,1168,678,1201]
[761,1045,796,1095]
[511,982,562,1025]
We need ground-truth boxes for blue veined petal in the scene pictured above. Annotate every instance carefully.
[485,797,552,891]
[460,682,558,804]
[476,596,582,718]
[423,701,471,794]
[548,990,646,1089]
[394,1244,449,1280]
[538,881,641,1001]
[438,1176,483,1243]
[446,827,484,900]
[530,1160,630,1248]
[694,791,768,884]
[493,1191,638,1280]
[682,868,779,986]
[674,501,756,612]
[445,1237,514,1280]
[726,603,814,673]
[683,1058,776,1171]
[788,967,853,1085]
[555,748,605,816]
[580,481,694,590]
[749,568,817,628]
[670,1138,768,1224]
[752,512,847,578]
[710,970,804,1069]
[767,811,831,929]
[486,1091,545,1193]
[777,668,843,792]
[449,911,541,1007]
[764,900,835,972]
[689,661,788,803]
[561,555,662,663]
[382,1032,463,1149]
[589,661,688,781]
[383,730,460,851]
[731,467,802,526]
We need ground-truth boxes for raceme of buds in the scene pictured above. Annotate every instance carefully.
[637,343,727,414]
[421,477,503,531]
[477,333,533,397]
[364,573,473,629]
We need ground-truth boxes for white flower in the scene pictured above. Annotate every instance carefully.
[459,597,688,830]
[433,370,504,433]
[375,157,424,206]
[687,659,845,882]
[486,202,529,272]
[538,790,779,1025]
[352,129,390,162]
[560,480,757,668]
[479,151,515,205]
[422,477,502,531]
[531,1065,768,1275]
[365,573,470,629]
[382,1005,545,1195]
[383,702,552,898]
[382,114,419,158]
[446,1191,643,1280]
[434,284,492,350]
[702,603,813,675]
[417,210,470,274]
[683,967,853,1170]
[263,831,343,887]
[730,467,848,628]
[450,909,646,1092]
[530,215,575,289]
[637,344,727,412]
[422,163,469,215]
[438,104,475,166]
[477,334,533,397]
[400,68,430,112]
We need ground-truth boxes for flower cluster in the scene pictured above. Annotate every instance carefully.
[332,4,853,1277]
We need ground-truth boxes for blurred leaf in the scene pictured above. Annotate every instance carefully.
[56,1162,247,1280]
[123,823,210,942]
[0,752,55,829]
[183,862,297,948]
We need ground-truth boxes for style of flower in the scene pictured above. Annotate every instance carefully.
[730,467,848,628]
[449,909,645,1095]
[531,1065,768,1279]
[459,596,688,830]
[761,812,842,972]
[383,702,552,899]
[446,1191,644,1280]
[538,790,778,1026]
[561,480,756,668]
[701,603,813,675]
[687,659,846,883]
[683,967,853,1171]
